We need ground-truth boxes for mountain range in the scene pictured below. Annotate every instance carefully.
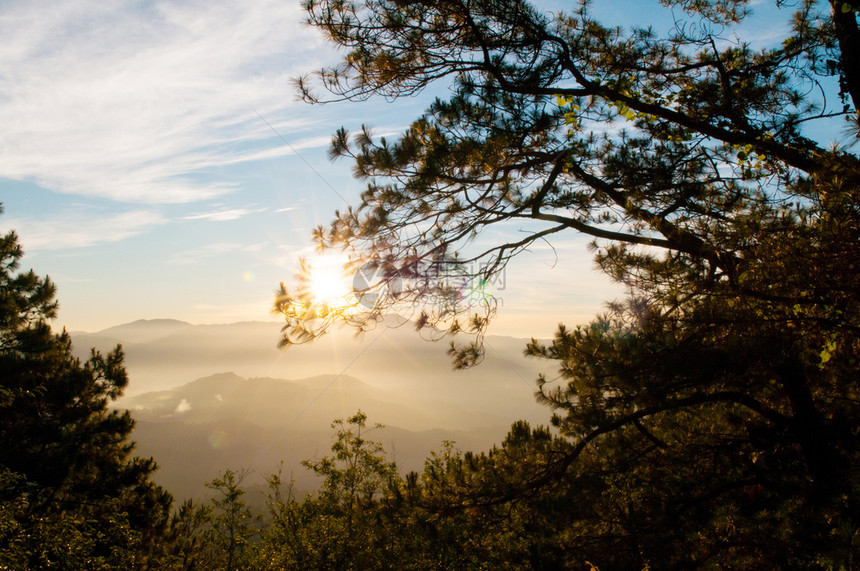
[70,319,560,501]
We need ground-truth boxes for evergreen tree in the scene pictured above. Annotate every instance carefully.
[300,411,398,569]
[274,1,860,566]
[0,207,173,569]
[255,412,399,570]
[277,0,859,358]
[195,469,259,571]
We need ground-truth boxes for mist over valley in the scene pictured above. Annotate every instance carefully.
[71,319,556,500]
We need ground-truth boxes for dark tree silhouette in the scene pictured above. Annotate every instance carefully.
[277,0,859,360]
[0,206,173,569]
[273,0,860,566]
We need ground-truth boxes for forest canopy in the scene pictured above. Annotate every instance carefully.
[273,0,860,566]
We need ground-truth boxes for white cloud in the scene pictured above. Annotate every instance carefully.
[4,210,166,249]
[180,207,266,222]
[0,0,330,204]
[175,398,191,413]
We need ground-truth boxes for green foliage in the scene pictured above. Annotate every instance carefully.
[273,0,860,567]
[177,410,840,567]
[148,499,212,571]
[218,415,588,569]
[0,208,173,568]
[196,469,260,571]
[302,411,398,508]
[295,411,399,569]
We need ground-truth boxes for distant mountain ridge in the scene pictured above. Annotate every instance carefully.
[123,370,521,433]
[91,318,193,344]
[70,318,559,501]
[70,319,552,402]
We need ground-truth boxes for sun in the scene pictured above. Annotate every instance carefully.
[304,255,354,308]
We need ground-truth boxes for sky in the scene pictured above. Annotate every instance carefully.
[0,0,628,338]
[0,0,817,339]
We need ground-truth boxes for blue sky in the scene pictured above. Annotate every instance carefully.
[0,0,624,336]
[0,0,820,337]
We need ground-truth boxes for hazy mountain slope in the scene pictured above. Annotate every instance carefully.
[70,319,561,500]
[69,320,553,410]
[134,418,505,503]
[131,402,511,501]
[124,370,552,501]
[91,318,194,344]
[122,372,513,431]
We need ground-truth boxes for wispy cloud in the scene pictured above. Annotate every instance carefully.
[4,210,166,250]
[0,0,329,204]
[180,207,267,222]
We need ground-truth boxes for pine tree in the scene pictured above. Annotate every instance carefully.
[0,207,173,569]
[278,0,859,359]
[275,1,860,566]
